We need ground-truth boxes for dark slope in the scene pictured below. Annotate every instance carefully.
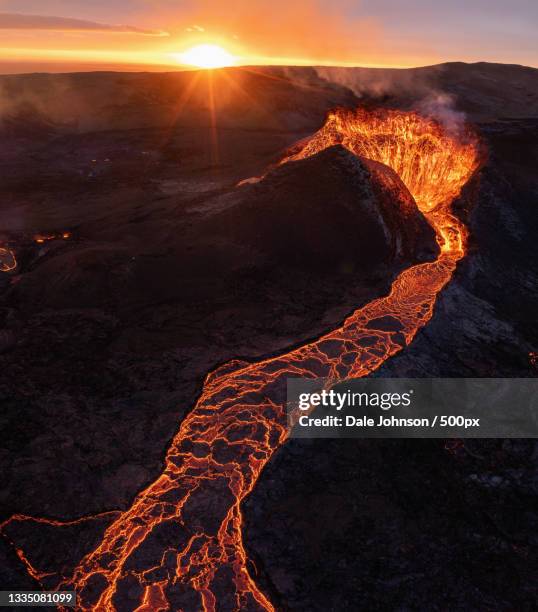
[0,67,356,135]
[295,61,538,121]
[187,145,436,278]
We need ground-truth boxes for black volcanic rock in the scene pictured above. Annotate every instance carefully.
[244,436,538,611]
[9,145,436,313]
[175,144,437,288]
[255,146,436,267]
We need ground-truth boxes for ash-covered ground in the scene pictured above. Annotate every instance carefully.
[0,63,537,609]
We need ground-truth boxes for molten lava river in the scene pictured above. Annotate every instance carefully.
[2,109,479,611]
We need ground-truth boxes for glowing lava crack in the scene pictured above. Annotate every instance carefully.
[1,109,480,611]
[0,246,17,272]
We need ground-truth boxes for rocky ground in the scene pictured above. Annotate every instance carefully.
[0,63,537,609]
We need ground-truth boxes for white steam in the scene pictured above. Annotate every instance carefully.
[417,92,466,134]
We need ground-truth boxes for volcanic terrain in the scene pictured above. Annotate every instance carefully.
[0,62,537,610]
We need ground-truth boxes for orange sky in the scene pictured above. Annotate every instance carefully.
[0,1,537,73]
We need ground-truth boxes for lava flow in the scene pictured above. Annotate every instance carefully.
[2,109,479,611]
[0,246,17,272]
[34,231,71,243]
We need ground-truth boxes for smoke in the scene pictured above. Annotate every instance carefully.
[417,92,466,134]
[0,74,90,131]
[313,65,468,133]
[314,65,436,98]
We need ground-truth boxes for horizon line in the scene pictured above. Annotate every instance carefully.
[0,58,537,77]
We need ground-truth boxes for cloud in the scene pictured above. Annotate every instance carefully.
[0,13,169,36]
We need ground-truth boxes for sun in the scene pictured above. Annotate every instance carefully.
[178,44,236,69]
